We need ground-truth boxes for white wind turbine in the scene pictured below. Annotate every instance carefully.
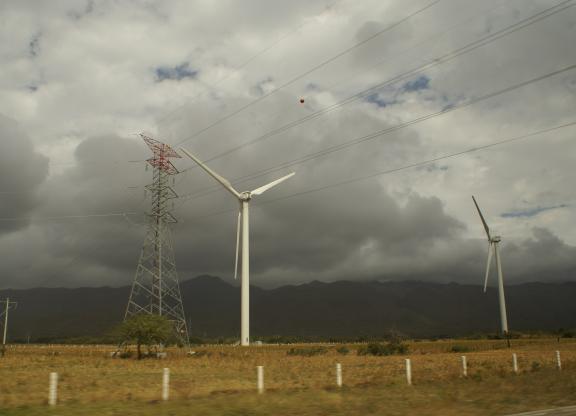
[180,147,294,346]
[472,196,509,338]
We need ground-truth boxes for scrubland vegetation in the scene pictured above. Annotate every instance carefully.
[2,338,576,415]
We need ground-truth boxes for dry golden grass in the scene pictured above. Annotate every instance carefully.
[2,338,576,413]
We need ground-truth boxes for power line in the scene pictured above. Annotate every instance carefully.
[172,1,504,196]
[186,119,576,220]
[0,185,148,195]
[317,0,507,100]
[0,212,139,222]
[171,0,504,193]
[175,0,442,145]
[49,159,145,167]
[175,62,576,205]
[177,0,574,167]
[157,0,343,127]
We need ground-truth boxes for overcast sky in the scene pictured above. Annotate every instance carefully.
[0,0,575,289]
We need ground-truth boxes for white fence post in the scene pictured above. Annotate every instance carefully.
[512,353,518,373]
[336,363,342,387]
[48,372,58,406]
[405,358,412,385]
[162,368,170,401]
[461,355,467,377]
[556,351,562,370]
[257,366,264,394]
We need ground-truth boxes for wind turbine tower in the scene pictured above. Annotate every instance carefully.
[472,196,509,338]
[125,133,189,345]
[180,147,294,346]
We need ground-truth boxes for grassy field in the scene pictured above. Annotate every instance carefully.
[2,339,576,415]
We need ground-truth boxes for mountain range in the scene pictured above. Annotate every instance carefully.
[1,276,576,342]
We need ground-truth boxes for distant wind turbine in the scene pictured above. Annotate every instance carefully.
[180,147,294,346]
[472,196,510,339]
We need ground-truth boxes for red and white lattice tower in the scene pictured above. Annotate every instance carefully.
[125,133,189,345]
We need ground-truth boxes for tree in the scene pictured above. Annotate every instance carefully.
[119,315,173,359]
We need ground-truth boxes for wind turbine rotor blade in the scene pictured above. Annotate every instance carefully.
[179,147,241,199]
[250,172,295,196]
[472,195,491,241]
[483,243,493,293]
[234,211,241,280]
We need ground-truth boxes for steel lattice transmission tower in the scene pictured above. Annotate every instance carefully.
[125,133,189,344]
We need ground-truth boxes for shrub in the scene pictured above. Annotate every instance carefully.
[357,341,408,356]
[286,347,327,357]
[336,346,350,355]
[263,335,300,344]
[449,345,471,353]
[531,361,541,372]
[117,315,173,360]
[118,351,133,359]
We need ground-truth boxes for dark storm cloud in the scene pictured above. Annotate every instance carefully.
[1,0,575,290]
[500,228,576,282]
[0,134,154,288]
[251,187,465,275]
[160,89,459,285]
[165,182,472,287]
[0,114,48,233]
[163,74,576,289]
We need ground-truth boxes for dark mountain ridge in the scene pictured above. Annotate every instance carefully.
[1,276,576,341]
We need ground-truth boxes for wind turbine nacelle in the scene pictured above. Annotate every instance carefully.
[240,191,252,201]
[491,235,502,243]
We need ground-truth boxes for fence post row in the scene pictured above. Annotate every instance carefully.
[257,365,264,394]
[40,349,567,405]
[48,372,58,406]
[162,368,170,401]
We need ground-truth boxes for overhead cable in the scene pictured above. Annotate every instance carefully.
[176,62,576,204]
[157,0,343,126]
[175,0,442,145]
[0,212,139,222]
[187,119,576,220]
[177,0,575,165]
